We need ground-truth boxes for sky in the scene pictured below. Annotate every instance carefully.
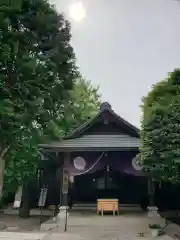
[50,0,180,128]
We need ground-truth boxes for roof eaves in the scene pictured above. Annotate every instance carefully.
[109,108,140,136]
[64,111,101,139]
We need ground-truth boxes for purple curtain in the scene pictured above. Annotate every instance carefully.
[65,152,106,176]
[109,152,145,177]
[65,151,145,177]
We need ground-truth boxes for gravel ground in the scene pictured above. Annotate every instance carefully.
[0,214,49,232]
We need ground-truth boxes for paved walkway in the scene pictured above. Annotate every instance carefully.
[42,212,174,239]
[0,232,46,240]
[0,212,175,239]
[0,231,174,240]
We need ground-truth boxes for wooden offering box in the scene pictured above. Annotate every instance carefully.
[97,199,119,216]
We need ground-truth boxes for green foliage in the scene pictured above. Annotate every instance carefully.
[3,76,101,197]
[58,77,101,136]
[4,128,41,196]
[44,77,101,140]
[0,0,101,201]
[0,0,78,198]
[138,69,180,182]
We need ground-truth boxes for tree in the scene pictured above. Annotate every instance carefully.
[52,77,101,138]
[3,128,41,200]
[138,69,180,183]
[0,0,77,199]
[3,77,101,215]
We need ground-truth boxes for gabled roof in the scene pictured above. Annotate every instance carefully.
[39,102,140,152]
[65,102,140,139]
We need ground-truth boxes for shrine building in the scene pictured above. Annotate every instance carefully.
[39,102,150,209]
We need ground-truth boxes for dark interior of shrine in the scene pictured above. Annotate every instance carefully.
[73,169,148,204]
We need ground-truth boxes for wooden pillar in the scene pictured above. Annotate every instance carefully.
[58,166,63,206]
[58,152,64,206]
[61,153,69,206]
[57,152,69,207]
[148,177,155,206]
[57,153,69,223]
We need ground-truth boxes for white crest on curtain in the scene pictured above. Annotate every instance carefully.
[72,152,105,176]
[73,156,86,170]
[132,157,142,171]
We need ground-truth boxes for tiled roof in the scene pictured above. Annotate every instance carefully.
[40,134,140,151]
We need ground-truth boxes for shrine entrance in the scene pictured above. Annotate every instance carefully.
[72,155,148,204]
[74,171,147,204]
[68,151,147,205]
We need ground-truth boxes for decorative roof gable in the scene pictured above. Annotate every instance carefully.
[65,102,140,139]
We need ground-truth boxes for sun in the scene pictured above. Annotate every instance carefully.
[68,1,87,22]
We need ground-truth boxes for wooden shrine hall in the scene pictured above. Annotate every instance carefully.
[38,102,153,214]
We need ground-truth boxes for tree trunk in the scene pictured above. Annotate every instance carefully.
[0,158,5,201]
[19,184,30,218]
[0,145,10,201]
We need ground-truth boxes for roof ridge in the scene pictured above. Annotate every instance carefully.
[64,102,139,140]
